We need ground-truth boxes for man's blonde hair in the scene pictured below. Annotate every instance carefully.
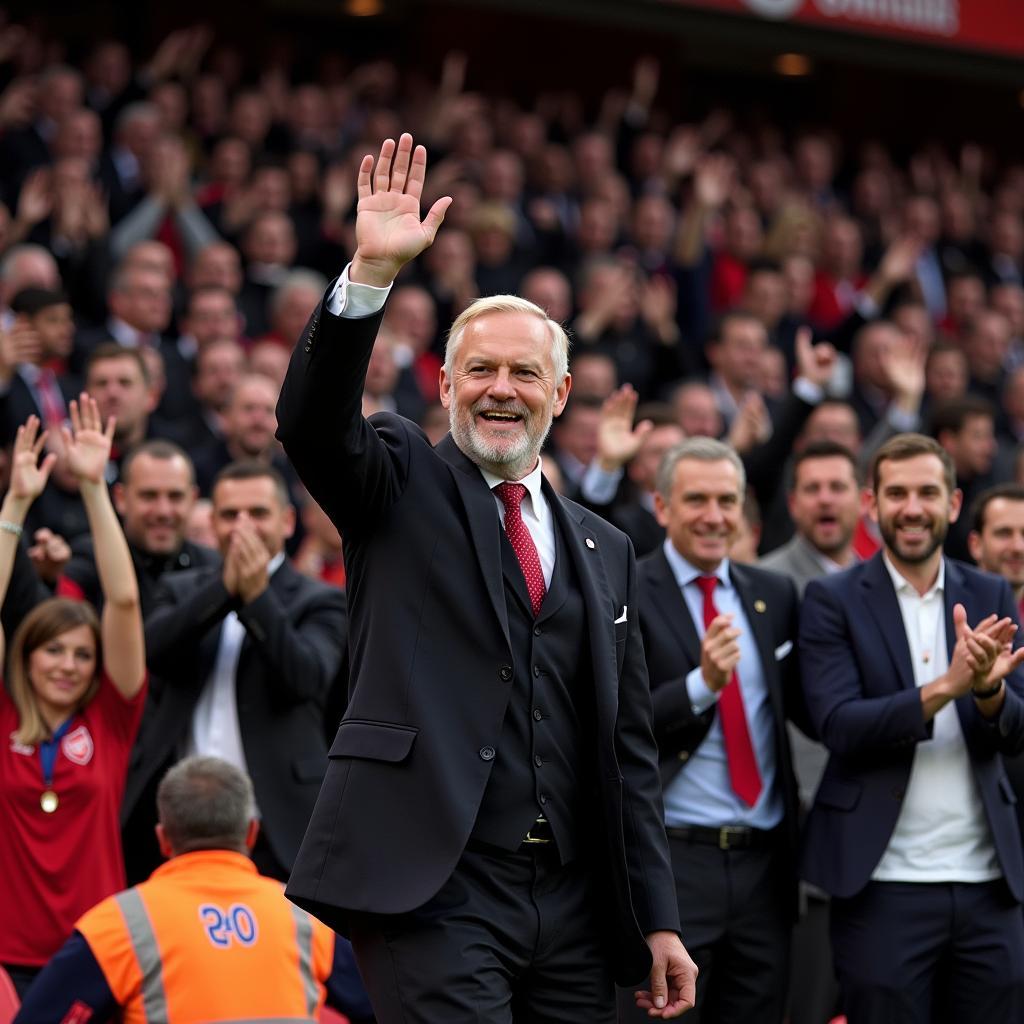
[444,295,570,383]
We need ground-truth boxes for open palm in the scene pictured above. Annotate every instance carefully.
[350,134,452,284]
[9,416,56,501]
[61,394,114,485]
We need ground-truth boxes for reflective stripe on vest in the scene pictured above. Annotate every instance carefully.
[288,902,319,1016]
[114,889,169,1023]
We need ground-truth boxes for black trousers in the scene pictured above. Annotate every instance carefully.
[619,830,790,1024]
[351,842,615,1024]
[831,880,1024,1024]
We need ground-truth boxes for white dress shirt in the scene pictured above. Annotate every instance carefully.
[872,555,1000,883]
[185,552,287,799]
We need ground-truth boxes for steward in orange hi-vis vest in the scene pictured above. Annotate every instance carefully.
[75,850,333,1023]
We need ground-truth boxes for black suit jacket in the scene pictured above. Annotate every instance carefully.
[0,370,79,446]
[127,560,347,872]
[638,550,809,907]
[800,554,1024,900]
[276,292,679,986]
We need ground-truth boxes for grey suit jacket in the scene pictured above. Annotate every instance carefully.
[759,534,830,599]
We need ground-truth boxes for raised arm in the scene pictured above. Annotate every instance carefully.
[275,134,451,528]
[61,395,145,699]
[0,416,56,668]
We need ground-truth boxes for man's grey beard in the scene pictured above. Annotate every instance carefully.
[449,401,553,481]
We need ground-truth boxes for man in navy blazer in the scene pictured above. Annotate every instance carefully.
[276,134,695,1023]
[800,432,1024,1022]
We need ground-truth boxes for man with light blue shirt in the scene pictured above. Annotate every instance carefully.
[628,437,811,1024]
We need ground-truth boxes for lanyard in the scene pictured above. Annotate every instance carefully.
[39,718,74,788]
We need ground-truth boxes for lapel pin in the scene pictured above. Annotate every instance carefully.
[585,537,596,549]
[754,599,767,613]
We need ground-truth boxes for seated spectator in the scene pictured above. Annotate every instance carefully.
[0,287,78,446]
[263,268,327,347]
[0,405,146,997]
[237,210,297,337]
[124,461,347,883]
[382,283,442,402]
[16,756,373,1023]
[181,336,246,451]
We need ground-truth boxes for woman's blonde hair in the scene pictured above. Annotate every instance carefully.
[10,598,101,746]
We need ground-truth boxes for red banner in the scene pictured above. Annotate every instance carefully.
[663,0,1024,58]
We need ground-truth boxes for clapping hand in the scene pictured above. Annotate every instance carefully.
[349,133,453,288]
[60,394,114,486]
[8,416,56,503]
[223,524,271,604]
[27,527,71,582]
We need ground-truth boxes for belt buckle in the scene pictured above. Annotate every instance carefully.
[718,826,744,851]
[523,816,552,845]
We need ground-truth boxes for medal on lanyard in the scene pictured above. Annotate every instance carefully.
[39,719,73,814]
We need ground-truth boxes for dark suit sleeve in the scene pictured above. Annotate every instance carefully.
[144,574,235,675]
[615,542,681,936]
[275,291,411,533]
[13,931,118,1023]
[235,581,347,706]
[799,578,932,756]
[780,574,815,740]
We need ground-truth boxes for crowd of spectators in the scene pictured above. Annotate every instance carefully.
[1,11,1024,1017]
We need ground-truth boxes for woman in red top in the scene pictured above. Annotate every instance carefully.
[0,400,146,997]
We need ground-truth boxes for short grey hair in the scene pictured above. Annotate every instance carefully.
[656,437,747,500]
[157,756,255,854]
[444,294,570,383]
[270,268,329,320]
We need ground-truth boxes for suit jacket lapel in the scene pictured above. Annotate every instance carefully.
[544,480,618,736]
[860,553,916,690]
[436,435,511,649]
[649,549,701,668]
[731,563,783,706]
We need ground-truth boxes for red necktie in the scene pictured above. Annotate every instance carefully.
[36,369,65,428]
[494,482,546,617]
[696,575,763,807]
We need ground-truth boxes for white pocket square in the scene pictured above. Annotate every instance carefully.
[614,606,628,625]
[774,640,793,661]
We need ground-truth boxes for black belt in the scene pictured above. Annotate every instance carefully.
[666,824,776,851]
[466,818,556,858]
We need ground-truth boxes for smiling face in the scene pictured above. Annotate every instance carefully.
[440,310,571,480]
[969,497,1024,591]
[872,453,961,568]
[655,457,742,573]
[789,455,861,558]
[28,624,97,727]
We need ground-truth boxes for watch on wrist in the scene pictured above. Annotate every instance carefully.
[972,679,1004,700]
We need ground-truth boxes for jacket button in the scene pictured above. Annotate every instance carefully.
[533,666,541,677]
[534,755,543,767]
[499,665,512,681]
[304,342,312,352]
[532,708,543,721]
[479,746,495,761]
[678,751,689,762]
[533,626,542,636]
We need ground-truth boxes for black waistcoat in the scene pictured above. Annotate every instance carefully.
[470,513,597,863]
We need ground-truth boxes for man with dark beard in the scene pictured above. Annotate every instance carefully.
[799,433,1024,1023]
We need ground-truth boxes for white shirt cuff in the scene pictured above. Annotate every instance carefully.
[886,405,920,432]
[686,666,719,714]
[580,462,624,505]
[792,376,825,406]
[326,264,393,319]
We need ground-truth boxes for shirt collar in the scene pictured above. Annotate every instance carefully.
[882,550,945,599]
[480,460,545,516]
[268,551,286,576]
[662,538,732,591]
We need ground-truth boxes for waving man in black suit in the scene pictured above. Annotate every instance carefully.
[277,133,696,1023]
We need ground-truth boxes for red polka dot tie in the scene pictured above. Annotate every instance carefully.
[495,482,546,617]
[696,575,763,808]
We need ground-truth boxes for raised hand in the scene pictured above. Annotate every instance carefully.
[350,133,453,288]
[8,416,56,503]
[597,385,653,471]
[881,334,926,406]
[60,393,114,486]
[27,527,71,583]
[794,325,836,390]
